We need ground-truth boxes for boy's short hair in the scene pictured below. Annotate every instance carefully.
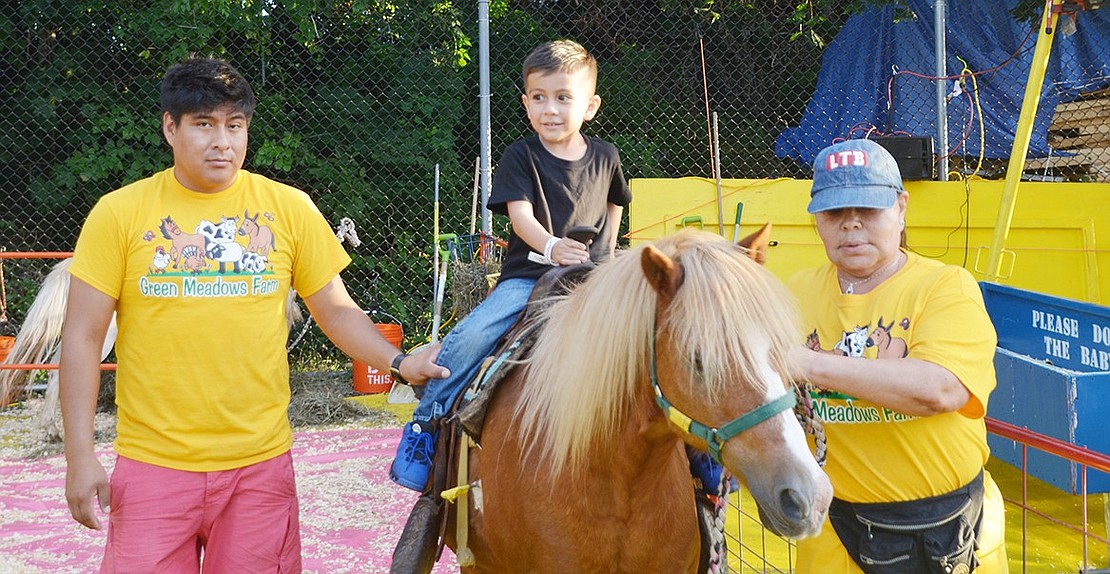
[160,57,257,123]
[522,40,598,89]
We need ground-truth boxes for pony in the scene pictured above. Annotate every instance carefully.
[159,215,209,273]
[868,316,908,358]
[420,229,832,573]
[0,259,304,441]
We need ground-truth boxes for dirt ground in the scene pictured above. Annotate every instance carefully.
[0,370,462,574]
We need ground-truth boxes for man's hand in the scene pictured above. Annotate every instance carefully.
[400,342,451,386]
[65,453,110,530]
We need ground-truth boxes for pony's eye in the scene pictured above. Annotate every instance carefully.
[690,352,704,374]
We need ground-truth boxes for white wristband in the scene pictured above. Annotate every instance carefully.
[527,236,560,266]
[542,236,559,263]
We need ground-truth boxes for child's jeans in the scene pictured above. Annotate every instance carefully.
[412,277,537,422]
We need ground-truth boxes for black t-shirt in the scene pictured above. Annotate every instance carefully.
[489,135,631,282]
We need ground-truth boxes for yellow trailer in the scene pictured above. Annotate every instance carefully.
[628,176,1110,305]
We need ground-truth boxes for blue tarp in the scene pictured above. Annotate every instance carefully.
[775,0,1110,167]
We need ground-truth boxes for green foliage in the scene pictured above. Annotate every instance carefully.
[2,0,470,340]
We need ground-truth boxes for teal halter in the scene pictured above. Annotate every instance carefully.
[650,329,797,464]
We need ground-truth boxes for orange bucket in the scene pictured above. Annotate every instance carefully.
[0,336,13,363]
[353,323,404,393]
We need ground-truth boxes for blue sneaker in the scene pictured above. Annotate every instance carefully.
[688,447,739,495]
[390,421,437,492]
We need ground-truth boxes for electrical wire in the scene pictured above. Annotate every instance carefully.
[907,171,973,266]
[961,56,987,177]
[883,19,1036,91]
[870,20,1036,165]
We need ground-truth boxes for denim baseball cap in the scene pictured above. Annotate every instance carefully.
[807,138,905,214]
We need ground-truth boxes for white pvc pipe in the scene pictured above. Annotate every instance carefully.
[478,0,492,234]
[934,0,949,180]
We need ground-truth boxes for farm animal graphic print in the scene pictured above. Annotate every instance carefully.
[806,316,910,360]
[804,315,914,423]
[143,211,279,299]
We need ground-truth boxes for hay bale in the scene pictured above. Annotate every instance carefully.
[448,259,501,317]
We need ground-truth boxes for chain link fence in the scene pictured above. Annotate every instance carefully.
[2,1,1109,367]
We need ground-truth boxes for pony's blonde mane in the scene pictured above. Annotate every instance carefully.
[513,231,801,475]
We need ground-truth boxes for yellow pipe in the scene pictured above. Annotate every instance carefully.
[984,0,1060,282]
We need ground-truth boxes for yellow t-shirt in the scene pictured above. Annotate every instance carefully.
[788,251,1007,572]
[70,168,351,471]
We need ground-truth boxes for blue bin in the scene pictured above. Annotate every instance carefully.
[982,283,1110,494]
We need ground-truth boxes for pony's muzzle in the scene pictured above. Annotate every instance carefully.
[753,473,832,540]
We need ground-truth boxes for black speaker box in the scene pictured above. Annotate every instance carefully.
[872,136,934,180]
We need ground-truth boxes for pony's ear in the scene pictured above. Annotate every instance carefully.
[642,245,684,304]
[737,222,773,265]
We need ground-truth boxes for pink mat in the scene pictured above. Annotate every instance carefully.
[0,427,459,573]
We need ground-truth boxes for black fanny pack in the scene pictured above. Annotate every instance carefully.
[828,470,984,574]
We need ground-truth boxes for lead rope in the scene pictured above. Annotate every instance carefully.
[794,383,827,467]
[708,469,731,574]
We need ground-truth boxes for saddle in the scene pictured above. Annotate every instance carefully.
[455,262,596,441]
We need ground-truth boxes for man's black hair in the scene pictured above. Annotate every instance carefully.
[160,57,256,123]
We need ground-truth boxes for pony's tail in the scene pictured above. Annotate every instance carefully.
[0,258,73,406]
[285,289,303,331]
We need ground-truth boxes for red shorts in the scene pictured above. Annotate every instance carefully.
[101,452,301,574]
